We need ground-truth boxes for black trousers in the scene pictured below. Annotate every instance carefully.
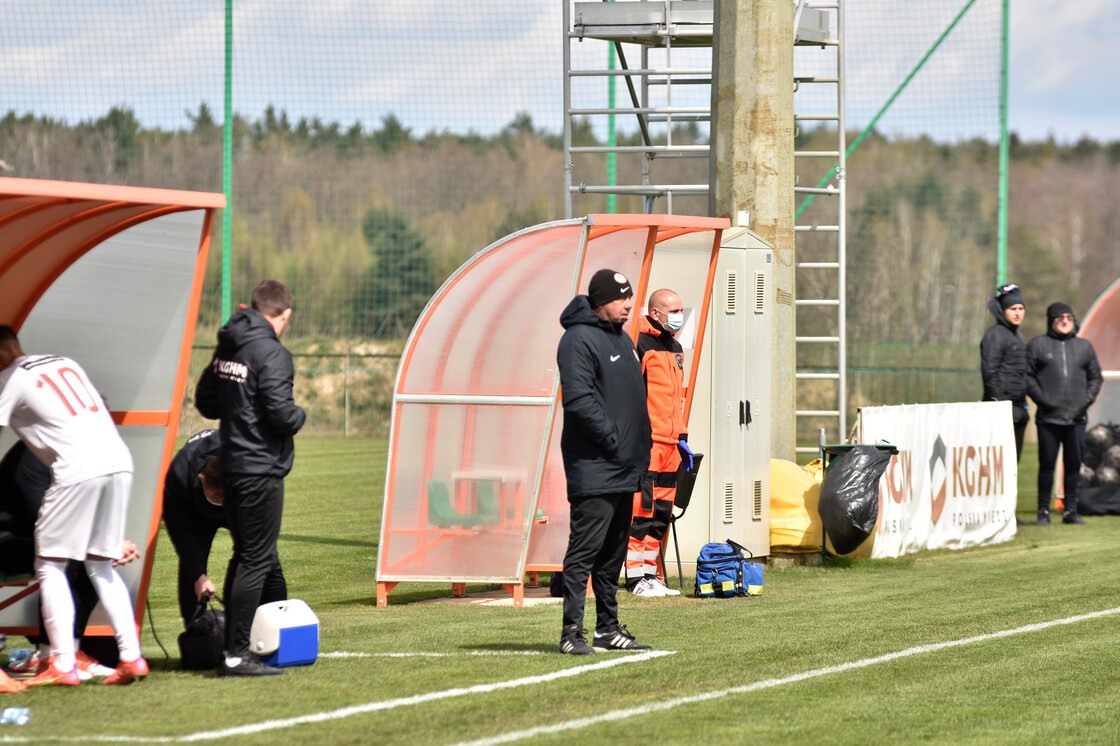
[223,474,288,657]
[1013,418,1027,462]
[561,492,632,635]
[163,494,226,626]
[1037,422,1086,514]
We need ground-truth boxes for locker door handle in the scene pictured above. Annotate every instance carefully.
[740,400,752,426]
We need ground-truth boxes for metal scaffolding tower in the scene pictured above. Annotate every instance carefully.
[564,1,846,452]
[793,0,847,452]
[563,1,714,218]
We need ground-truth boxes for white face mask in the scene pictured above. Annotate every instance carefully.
[663,312,684,332]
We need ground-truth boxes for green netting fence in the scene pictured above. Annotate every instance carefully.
[1,1,1003,437]
[794,0,1003,440]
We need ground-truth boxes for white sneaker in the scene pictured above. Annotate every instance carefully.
[651,578,681,596]
[631,578,663,597]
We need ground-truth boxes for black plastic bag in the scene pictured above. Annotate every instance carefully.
[818,445,893,555]
[178,594,225,670]
[1077,485,1120,516]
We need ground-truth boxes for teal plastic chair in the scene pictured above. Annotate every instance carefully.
[425,479,463,527]
[475,481,500,526]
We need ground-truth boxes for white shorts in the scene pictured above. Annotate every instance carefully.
[35,472,132,561]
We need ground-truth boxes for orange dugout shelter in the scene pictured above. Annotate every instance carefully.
[1082,279,1120,426]
[376,214,732,606]
[0,177,224,636]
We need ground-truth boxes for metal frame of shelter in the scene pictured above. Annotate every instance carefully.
[376,213,729,606]
[0,177,224,636]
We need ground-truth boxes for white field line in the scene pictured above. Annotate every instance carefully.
[6,605,1119,745]
[0,650,675,744]
[451,604,1120,746]
[322,650,551,658]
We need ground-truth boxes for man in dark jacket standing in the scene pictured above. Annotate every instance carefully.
[162,428,228,627]
[556,269,653,655]
[1026,302,1102,525]
[980,283,1029,460]
[195,279,306,676]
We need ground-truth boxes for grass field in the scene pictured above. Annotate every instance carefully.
[4,438,1120,744]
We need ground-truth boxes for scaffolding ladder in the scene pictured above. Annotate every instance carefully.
[564,1,847,453]
[563,1,714,218]
[793,0,847,454]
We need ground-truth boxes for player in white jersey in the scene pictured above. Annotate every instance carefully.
[0,325,148,686]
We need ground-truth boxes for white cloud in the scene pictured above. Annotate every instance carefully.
[0,0,1115,141]
[1009,0,1120,140]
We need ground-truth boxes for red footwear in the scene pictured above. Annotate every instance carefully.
[26,663,80,687]
[102,657,149,686]
[0,670,26,693]
[74,651,116,678]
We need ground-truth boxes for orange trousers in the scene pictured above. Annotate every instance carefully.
[625,441,680,586]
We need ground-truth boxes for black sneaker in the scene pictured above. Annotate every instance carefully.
[1063,512,1087,525]
[558,626,596,655]
[219,654,287,677]
[1036,511,1051,525]
[592,625,652,652]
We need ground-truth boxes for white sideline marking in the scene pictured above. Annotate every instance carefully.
[323,650,550,658]
[0,650,674,743]
[450,605,1120,746]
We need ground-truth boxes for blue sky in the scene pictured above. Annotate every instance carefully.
[0,0,1116,143]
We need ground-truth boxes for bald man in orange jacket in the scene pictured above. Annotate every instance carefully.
[626,288,690,597]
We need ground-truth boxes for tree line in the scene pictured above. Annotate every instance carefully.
[2,104,1115,351]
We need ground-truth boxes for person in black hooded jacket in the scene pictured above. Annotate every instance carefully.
[195,279,305,676]
[555,269,653,656]
[161,428,228,627]
[1026,302,1102,525]
[980,283,1029,460]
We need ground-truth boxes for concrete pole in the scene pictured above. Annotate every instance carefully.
[709,0,796,460]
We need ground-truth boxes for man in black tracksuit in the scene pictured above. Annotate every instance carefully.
[980,283,1029,460]
[1026,302,1102,525]
[162,428,228,626]
[556,269,653,655]
[195,279,306,676]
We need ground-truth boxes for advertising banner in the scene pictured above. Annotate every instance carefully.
[859,402,1017,558]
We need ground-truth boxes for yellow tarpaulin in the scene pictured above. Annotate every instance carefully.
[769,458,824,553]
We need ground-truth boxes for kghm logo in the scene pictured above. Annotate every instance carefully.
[929,435,948,524]
[881,450,913,504]
[951,445,1004,497]
[213,358,249,384]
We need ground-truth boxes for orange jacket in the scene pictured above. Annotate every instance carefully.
[636,315,687,444]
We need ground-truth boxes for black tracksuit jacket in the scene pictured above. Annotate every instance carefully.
[980,298,1030,425]
[1026,325,1102,426]
[194,307,306,476]
[556,295,652,499]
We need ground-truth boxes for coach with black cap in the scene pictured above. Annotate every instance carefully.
[555,269,653,655]
[980,283,1029,460]
[1026,302,1102,525]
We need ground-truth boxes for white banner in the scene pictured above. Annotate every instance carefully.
[859,402,1017,558]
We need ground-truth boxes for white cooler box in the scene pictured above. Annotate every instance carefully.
[250,599,319,667]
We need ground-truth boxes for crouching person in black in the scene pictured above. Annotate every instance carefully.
[162,429,228,626]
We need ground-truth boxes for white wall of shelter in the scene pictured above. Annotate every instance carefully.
[0,178,222,634]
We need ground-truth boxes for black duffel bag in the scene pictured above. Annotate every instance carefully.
[178,592,226,670]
